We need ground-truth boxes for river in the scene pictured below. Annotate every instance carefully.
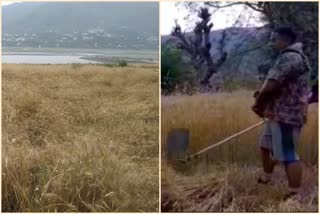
[2,47,158,64]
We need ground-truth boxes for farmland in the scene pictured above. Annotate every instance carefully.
[2,64,159,212]
[161,91,318,212]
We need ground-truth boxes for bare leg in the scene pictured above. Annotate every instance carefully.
[258,147,277,184]
[261,147,276,174]
[285,161,302,190]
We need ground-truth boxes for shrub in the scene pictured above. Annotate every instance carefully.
[71,63,83,70]
[118,60,128,67]
[103,64,115,68]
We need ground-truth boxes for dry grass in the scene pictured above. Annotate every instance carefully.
[2,64,159,212]
[161,91,318,212]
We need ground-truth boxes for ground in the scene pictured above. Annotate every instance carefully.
[162,163,318,212]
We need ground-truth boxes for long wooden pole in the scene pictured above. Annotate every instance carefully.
[187,120,266,161]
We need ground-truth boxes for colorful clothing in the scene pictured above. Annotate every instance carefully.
[264,43,311,127]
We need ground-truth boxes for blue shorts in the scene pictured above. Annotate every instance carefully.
[259,120,301,162]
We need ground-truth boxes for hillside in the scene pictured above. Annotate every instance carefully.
[2,2,159,49]
[162,26,273,83]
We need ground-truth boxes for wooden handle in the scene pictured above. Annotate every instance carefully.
[189,120,266,160]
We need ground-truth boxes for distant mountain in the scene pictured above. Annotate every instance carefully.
[162,26,273,82]
[2,2,159,49]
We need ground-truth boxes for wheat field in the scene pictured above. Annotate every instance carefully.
[2,64,159,212]
[161,91,318,212]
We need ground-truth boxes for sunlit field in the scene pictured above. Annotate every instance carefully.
[161,91,318,212]
[2,64,159,212]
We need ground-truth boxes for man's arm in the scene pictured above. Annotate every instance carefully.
[252,52,300,117]
[252,79,281,117]
[308,82,318,104]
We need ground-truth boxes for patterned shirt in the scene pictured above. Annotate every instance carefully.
[264,43,310,127]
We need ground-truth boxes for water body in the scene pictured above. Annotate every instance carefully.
[2,55,98,64]
[2,47,158,64]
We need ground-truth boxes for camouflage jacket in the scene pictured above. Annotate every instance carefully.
[264,43,311,127]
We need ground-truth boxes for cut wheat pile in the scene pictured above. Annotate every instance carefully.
[162,163,318,212]
[161,92,318,212]
[2,64,159,212]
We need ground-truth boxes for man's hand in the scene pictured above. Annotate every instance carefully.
[251,103,264,118]
[251,79,281,118]
[252,90,264,117]
[253,90,260,98]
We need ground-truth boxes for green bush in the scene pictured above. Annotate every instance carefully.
[103,64,115,68]
[161,46,197,94]
[118,60,128,67]
[161,46,184,93]
[71,63,83,70]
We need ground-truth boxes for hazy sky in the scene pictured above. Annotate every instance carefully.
[2,1,18,6]
[160,2,264,35]
[2,1,265,34]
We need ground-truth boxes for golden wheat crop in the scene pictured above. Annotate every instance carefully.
[2,64,159,212]
[161,91,318,212]
[161,91,318,163]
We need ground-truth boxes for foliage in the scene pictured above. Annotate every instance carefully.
[263,2,318,81]
[102,63,116,68]
[181,2,318,82]
[177,2,318,92]
[71,63,83,70]
[161,46,195,94]
[118,60,128,67]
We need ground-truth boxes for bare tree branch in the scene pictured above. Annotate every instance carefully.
[171,7,228,88]
[204,2,245,9]
[243,2,265,13]
[204,1,264,13]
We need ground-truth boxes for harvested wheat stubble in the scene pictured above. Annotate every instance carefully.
[161,163,318,212]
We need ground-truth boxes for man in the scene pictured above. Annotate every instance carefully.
[308,81,318,104]
[252,27,311,199]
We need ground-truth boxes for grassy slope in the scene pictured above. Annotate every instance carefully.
[161,92,318,212]
[2,64,159,212]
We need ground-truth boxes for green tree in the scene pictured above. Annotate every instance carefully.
[161,46,183,94]
[161,46,195,94]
